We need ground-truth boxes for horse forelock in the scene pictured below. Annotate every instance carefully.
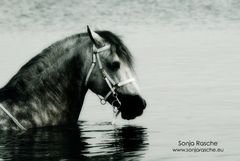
[96,31,134,70]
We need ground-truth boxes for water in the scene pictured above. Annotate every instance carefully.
[0,122,148,160]
[1,0,240,160]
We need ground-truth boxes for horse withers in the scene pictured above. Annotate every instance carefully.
[0,26,146,130]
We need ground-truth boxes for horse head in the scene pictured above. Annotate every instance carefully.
[0,26,147,130]
[85,26,146,120]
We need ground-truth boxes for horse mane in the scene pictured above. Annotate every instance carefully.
[96,31,134,68]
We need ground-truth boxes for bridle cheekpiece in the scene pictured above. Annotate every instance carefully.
[85,43,135,113]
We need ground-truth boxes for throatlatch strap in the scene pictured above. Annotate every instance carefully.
[0,104,26,130]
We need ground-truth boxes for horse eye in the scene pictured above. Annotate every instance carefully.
[108,61,120,70]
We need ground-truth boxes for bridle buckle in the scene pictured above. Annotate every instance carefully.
[100,99,107,105]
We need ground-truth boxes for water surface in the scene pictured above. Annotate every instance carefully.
[0,122,148,160]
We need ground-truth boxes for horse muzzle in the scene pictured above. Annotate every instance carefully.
[113,93,146,120]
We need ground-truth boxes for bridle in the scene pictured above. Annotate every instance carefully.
[85,43,135,112]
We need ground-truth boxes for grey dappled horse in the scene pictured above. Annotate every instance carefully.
[0,27,146,130]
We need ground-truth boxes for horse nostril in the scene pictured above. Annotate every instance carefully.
[117,94,146,110]
[134,95,146,110]
[142,98,147,109]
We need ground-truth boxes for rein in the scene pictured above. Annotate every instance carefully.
[0,103,26,130]
[85,44,135,113]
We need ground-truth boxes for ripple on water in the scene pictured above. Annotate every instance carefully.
[0,121,149,160]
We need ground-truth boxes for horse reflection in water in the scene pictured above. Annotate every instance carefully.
[0,26,146,130]
[0,123,148,160]
[95,125,149,160]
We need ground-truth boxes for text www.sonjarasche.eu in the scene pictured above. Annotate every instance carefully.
[172,140,224,153]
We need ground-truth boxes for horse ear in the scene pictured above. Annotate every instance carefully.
[87,25,105,47]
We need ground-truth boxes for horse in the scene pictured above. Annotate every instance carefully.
[0,26,146,130]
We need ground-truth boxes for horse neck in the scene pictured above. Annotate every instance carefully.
[0,39,91,128]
